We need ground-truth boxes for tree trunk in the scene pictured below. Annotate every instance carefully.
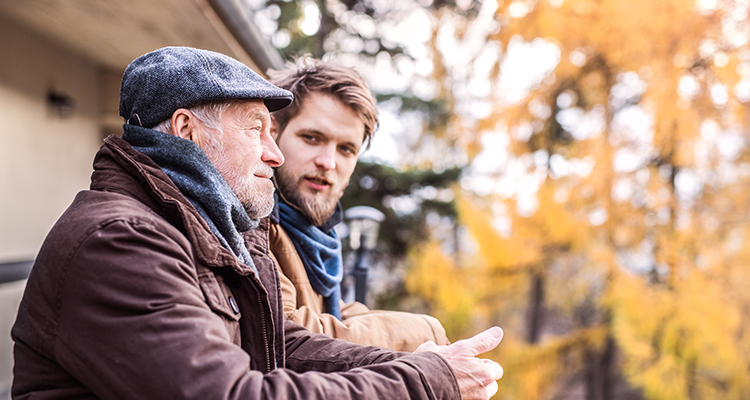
[526,270,545,344]
[601,334,616,400]
[584,333,615,400]
[315,0,332,58]
[585,348,600,400]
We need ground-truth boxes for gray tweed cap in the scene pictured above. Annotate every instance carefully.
[119,46,293,128]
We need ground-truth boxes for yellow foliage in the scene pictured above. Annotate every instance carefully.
[403,0,750,397]
[404,240,491,337]
[405,240,463,308]
[493,327,608,400]
[609,269,750,399]
[457,197,541,269]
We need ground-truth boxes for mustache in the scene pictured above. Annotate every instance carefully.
[253,163,274,179]
[301,171,337,187]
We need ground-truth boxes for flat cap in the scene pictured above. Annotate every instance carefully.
[119,46,293,128]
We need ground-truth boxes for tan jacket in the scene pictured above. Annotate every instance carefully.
[268,219,450,351]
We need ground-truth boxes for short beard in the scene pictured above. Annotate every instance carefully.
[275,166,341,227]
[203,133,275,219]
[225,162,276,219]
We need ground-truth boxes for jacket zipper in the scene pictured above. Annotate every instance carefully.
[256,289,272,372]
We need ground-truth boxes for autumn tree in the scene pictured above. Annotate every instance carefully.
[406,0,750,399]
[253,0,750,398]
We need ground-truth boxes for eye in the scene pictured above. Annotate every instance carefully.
[302,134,319,143]
[340,145,358,156]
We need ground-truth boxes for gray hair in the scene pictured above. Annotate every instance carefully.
[151,101,233,136]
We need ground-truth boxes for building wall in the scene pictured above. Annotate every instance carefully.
[0,14,109,263]
[0,3,273,395]
[0,281,27,397]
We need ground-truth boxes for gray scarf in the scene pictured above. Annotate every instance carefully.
[122,124,257,274]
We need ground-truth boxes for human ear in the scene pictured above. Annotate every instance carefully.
[171,108,205,147]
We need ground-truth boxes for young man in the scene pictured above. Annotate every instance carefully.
[11,47,504,400]
[267,59,450,351]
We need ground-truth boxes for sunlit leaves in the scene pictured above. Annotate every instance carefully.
[264,0,750,397]
[401,0,750,399]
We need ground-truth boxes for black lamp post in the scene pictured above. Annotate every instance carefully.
[344,206,385,305]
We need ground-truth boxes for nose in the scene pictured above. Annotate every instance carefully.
[261,132,284,167]
[314,144,336,171]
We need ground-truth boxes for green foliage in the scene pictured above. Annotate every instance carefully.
[376,94,453,133]
[266,0,325,58]
[342,161,461,256]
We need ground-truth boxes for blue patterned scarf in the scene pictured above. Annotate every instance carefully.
[122,124,258,274]
[278,202,343,319]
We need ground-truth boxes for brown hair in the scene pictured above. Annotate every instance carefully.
[266,57,379,148]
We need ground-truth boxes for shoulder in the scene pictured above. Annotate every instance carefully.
[46,189,186,255]
[31,189,195,297]
[16,189,196,343]
[268,219,295,255]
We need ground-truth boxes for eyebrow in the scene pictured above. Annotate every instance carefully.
[246,110,271,126]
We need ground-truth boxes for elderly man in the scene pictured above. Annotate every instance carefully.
[11,47,503,400]
[266,59,451,352]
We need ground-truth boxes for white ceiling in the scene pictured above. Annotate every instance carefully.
[0,0,260,72]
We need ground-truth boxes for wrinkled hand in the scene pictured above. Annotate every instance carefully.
[415,327,504,400]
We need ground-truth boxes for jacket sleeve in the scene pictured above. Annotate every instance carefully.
[284,269,449,351]
[282,320,460,398]
[47,219,459,400]
[270,226,450,352]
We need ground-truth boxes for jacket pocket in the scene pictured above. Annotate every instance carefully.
[197,269,242,345]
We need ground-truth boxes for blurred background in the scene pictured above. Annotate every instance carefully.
[2,0,750,399]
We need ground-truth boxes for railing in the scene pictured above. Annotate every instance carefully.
[0,261,33,284]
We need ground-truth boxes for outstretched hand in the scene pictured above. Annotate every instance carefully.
[414,327,504,400]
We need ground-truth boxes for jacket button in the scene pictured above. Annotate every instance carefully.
[228,296,240,314]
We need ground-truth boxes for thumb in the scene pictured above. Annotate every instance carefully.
[459,326,504,357]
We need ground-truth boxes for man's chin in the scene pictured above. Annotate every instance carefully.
[298,192,324,205]
[244,200,274,219]
[279,180,340,225]
[238,188,275,219]
[299,186,338,203]
[296,195,340,226]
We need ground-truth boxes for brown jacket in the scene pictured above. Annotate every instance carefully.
[11,132,460,399]
[269,217,450,352]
